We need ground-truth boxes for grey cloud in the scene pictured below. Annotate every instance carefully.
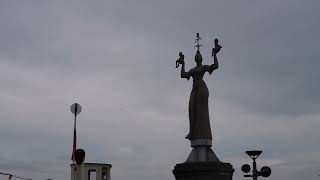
[0,1,320,180]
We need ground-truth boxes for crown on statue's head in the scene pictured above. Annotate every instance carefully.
[194,32,203,51]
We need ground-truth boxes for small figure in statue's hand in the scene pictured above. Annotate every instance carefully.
[212,38,222,56]
[176,52,185,68]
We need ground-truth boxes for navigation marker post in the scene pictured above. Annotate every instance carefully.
[241,150,272,180]
[70,103,82,163]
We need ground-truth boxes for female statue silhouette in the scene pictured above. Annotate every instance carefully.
[177,37,221,140]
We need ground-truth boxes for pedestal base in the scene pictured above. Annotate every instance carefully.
[173,162,234,180]
[186,146,220,162]
[186,139,219,162]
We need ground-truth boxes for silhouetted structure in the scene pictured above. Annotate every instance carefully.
[241,150,271,180]
[68,106,112,180]
[173,33,234,180]
[71,163,111,180]
[70,103,82,162]
[0,172,32,180]
[71,149,112,180]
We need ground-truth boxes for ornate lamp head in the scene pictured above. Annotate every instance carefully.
[194,32,202,51]
[194,33,203,64]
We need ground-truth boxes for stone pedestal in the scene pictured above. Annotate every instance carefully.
[173,162,234,180]
[173,139,234,180]
[186,139,219,162]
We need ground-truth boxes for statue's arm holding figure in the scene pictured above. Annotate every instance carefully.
[178,53,191,80]
[205,38,221,74]
[205,52,219,75]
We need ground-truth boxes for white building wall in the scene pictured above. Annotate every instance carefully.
[71,163,111,180]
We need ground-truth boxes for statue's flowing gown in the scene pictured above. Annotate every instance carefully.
[187,65,213,140]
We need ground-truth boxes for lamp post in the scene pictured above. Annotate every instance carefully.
[70,103,82,180]
[70,103,82,162]
[241,150,271,180]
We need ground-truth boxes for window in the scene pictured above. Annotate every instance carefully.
[102,167,108,180]
[88,170,96,180]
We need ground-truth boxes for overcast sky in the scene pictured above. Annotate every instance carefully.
[0,1,320,180]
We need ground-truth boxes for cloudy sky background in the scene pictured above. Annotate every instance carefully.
[0,0,320,180]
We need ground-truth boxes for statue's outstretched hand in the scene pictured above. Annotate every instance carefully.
[176,52,185,68]
[212,39,222,56]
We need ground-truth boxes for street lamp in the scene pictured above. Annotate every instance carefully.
[241,150,271,180]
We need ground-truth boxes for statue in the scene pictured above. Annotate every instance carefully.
[176,33,222,141]
[173,34,234,179]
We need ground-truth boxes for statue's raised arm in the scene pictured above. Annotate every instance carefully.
[205,39,221,74]
[176,52,191,80]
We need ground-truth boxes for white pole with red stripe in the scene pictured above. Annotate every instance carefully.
[70,103,82,163]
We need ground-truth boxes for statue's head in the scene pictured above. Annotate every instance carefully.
[195,50,202,64]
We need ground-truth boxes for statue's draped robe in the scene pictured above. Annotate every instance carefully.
[187,65,213,140]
